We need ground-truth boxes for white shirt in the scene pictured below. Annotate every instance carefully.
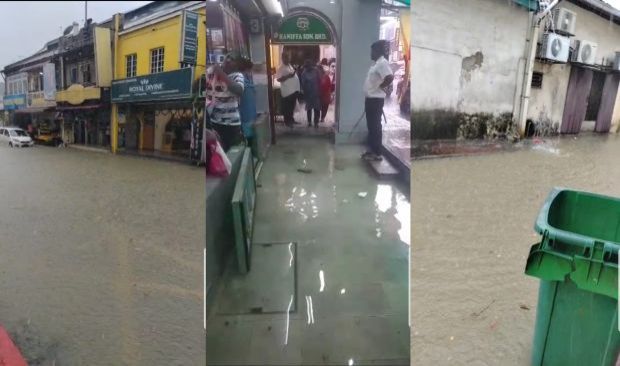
[363,56,392,98]
[275,63,300,98]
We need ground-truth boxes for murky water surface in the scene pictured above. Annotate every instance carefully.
[412,134,620,365]
[0,145,204,365]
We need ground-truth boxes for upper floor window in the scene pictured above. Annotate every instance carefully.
[150,47,164,74]
[126,54,137,78]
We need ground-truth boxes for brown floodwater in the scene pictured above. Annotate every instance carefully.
[412,134,620,365]
[0,145,204,365]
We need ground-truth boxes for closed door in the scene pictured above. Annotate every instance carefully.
[561,67,594,134]
[594,73,620,133]
[142,123,155,150]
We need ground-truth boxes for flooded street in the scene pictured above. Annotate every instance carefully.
[411,134,620,365]
[0,146,204,365]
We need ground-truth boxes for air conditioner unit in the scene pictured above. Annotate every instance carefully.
[613,52,620,71]
[552,8,577,35]
[572,40,598,65]
[538,33,570,63]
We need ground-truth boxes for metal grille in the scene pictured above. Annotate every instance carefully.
[532,72,543,89]
[126,54,137,78]
[150,47,164,74]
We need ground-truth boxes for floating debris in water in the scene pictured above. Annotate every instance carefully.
[357,192,368,198]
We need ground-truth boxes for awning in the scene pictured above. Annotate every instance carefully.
[14,107,54,114]
[56,104,103,111]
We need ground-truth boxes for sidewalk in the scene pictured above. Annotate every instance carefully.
[207,136,410,365]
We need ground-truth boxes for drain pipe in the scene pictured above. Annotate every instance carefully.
[517,0,561,136]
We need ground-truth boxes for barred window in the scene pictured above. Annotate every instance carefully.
[150,47,164,74]
[126,54,137,78]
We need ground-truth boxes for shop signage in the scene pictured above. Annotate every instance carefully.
[180,10,199,65]
[272,13,333,44]
[27,91,55,109]
[111,67,194,103]
[3,94,27,110]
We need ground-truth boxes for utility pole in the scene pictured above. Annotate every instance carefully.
[85,0,88,25]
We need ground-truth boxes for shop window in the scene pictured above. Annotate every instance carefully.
[126,54,137,78]
[70,67,78,84]
[150,47,164,74]
[531,72,543,89]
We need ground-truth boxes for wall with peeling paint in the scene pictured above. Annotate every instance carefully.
[528,2,620,132]
[411,0,530,115]
[527,63,571,129]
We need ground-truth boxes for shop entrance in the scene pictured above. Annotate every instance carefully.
[120,106,194,159]
[269,10,338,142]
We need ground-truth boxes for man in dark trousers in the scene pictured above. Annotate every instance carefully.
[362,40,393,161]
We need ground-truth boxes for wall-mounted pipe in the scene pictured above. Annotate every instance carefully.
[517,0,562,135]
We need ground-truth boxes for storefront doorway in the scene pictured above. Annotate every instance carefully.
[268,10,338,142]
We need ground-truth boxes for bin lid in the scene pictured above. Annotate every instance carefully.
[526,188,619,300]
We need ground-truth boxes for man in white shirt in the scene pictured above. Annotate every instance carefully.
[206,52,245,151]
[275,53,300,127]
[362,40,393,161]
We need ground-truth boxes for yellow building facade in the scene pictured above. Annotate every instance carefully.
[111,2,206,159]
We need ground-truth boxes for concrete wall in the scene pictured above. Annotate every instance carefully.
[528,2,620,131]
[286,0,382,143]
[411,0,530,115]
[527,63,571,128]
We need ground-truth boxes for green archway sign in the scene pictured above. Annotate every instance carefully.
[272,13,333,45]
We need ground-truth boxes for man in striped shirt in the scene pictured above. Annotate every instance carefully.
[206,52,245,151]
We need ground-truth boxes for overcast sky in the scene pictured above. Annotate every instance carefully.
[0,1,151,72]
[606,0,620,10]
[0,0,619,72]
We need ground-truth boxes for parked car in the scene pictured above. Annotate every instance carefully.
[0,127,35,147]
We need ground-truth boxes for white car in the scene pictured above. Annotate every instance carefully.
[0,127,34,147]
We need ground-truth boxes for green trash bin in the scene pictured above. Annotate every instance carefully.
[525,188,620,366]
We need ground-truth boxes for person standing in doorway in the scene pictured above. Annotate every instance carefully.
[275,53,300,128]
[318,66,332,123]
[206,52,245,152]
[362,40,393,161]
[320,58,330,74]
[300,59,321,128]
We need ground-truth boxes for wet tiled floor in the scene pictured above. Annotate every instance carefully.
[207,136,410,365]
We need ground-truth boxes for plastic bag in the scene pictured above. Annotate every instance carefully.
[207,139,232,177]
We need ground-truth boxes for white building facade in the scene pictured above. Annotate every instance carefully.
[412,0,620,139]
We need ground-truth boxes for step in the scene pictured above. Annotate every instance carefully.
[366,156,399,179]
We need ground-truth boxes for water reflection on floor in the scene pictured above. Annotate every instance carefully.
[207,137,410,365]
[411,134,620,365]
[0,145,204,365]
